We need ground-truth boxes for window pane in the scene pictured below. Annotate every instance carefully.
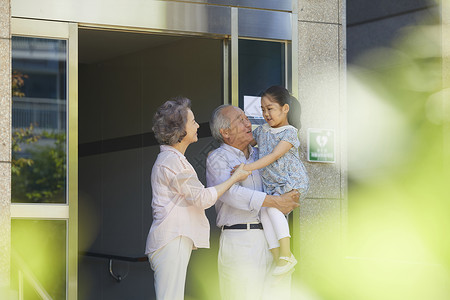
[11,36,67,204]
[11,219,67,300]
[238,39,285,124]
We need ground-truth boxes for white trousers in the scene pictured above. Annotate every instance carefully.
[218,229,273,300]
[261,207,291,249]
[148,236,193,300]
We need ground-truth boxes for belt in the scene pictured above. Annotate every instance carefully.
[222,223,263,230]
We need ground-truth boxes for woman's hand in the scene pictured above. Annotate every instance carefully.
[230,164,250,175]
[212,164,251,198]
[230,163,251,182]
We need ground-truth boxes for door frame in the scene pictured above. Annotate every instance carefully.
[10,17,78,300]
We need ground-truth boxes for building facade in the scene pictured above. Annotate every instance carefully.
[0,1,346,298]
[1,0,447,299]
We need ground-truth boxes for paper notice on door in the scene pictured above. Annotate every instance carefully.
[244,95,263,119]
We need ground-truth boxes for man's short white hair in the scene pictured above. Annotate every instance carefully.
[209,105,232,144]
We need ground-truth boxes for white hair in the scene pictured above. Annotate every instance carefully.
[209,105,232,144]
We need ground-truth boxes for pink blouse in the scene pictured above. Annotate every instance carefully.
[145,145,218,255]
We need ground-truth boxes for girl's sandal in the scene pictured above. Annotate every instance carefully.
[273,254,297,276]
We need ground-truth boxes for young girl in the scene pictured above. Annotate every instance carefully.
[244,86,309,276]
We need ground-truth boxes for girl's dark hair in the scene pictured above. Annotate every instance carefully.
[261,85,292,107]
[152,96,191,145]
[262,85,301,129]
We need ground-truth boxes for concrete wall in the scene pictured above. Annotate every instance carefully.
[0,0,10,292]
[296,0,347,272]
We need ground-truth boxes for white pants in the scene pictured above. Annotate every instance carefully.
[218,229,273,300]
[148,236,193,300]
[261,207,290,249]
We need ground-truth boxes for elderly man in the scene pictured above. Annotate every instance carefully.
[206,105,299,300]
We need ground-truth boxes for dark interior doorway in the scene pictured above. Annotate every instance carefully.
[77,28,223,300]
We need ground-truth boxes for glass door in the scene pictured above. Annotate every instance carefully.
[229,31,300,260]
[11,18,78,300]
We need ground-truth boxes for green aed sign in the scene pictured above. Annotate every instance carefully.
[307,128,335,163]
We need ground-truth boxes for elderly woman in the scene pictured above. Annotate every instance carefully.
[145,97,250,300]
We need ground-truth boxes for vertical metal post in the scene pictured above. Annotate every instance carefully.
[231,7,239,107]
[285,41,289,91]
[290,14,299,100]
[223,39,230,104]
[68,22,78,300]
